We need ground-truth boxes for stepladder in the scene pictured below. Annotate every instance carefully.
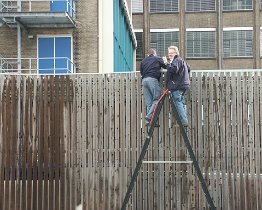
[120,89,217,210]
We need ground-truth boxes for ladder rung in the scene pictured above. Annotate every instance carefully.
[143,160,193,164]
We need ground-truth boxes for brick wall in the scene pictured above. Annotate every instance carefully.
[74,0,98,73]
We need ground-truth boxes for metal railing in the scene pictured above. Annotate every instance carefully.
[0,57,76,74]
[0,0,75,19]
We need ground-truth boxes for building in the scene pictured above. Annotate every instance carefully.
[131,0,261,70]
[0,0,136,74]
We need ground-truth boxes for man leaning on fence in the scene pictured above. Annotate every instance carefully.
[140,48,166,126]
[163,46,190,130]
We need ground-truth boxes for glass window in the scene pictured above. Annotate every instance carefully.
[135,32,144,59]
[50,0,75,17]
[187,30,216,58]
[223,30,253,57]
[150,0,179,13]
[260,29,262,56]
[223,0,252,11]
[132,0,143,13]
[38,37,72,74]
[186,0,216,12]
[150,30,179,57]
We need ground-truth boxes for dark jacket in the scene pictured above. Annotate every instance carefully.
[140,55,166,81]
[166,55,190,91]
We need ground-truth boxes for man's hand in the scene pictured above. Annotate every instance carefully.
[162,56,168,65]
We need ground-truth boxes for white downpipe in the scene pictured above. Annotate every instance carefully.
[99,0,114,73]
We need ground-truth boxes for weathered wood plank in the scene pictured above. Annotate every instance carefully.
[44,76,50,210]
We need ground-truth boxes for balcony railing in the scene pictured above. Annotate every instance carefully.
[0,0,76,19]
[0,57,76,74]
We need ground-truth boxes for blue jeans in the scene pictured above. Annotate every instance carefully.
[142,77,161,120]
[171,90,188,126]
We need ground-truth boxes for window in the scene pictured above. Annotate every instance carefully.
[38,36,72,74]
[50,0,75,16]
[223,0,252,11]
[132,0,143,13]
[150,0,179,13]
[186,0,216,12]
[135,31,144,59]
[150,29,179,57]
[187,29,216,58]
[223,29,253,57]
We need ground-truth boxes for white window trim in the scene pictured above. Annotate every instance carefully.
[150,28,179,32]
[134,29,143,32]
[186,28,216,32]
[223,27,253,31]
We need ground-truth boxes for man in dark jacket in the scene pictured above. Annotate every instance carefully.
[163,46,190,127]
[140,48,166,126]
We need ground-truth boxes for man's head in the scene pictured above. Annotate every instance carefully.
[168,46,179,61]
[148,48,156,56]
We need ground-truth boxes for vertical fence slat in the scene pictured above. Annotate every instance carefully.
[86,75,94,210]
[98,74,104,209]
[114,74,120,209]
[231,72,238,210]
[253,72,260,210]
[60,76,66,210]
[119,74,128,209]
[32,77,38,210]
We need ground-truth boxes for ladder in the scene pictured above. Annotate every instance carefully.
[120,89,217,210]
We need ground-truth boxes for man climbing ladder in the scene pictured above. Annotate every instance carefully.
[120,89,217,210]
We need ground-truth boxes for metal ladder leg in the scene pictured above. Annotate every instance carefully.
[120,90,169,210]
[169,91,217,210]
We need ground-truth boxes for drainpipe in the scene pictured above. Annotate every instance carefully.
[254,0,260,68]
[143,0,149,56]
[217,0,222,69]
[179,0,185,58]
[17,0,21,72]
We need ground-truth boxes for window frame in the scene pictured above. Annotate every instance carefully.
[186,28,216,59]
[134,29,144,59]
[150,28,180,57]
[37,34,73,74]
[223,0,253,11]
[132,0,143,13]
[149,0,179,13]
[186,0,216,12]
[223,27,253,58]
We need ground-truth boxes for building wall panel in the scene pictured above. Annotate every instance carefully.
[185,13,217,28]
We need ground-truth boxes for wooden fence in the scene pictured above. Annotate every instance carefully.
[0,72,261,210]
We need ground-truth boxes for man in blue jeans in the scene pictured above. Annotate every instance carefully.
[163,46,190,128]
[140,49,166,126]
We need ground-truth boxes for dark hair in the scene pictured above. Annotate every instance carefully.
[148,48,156,55]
